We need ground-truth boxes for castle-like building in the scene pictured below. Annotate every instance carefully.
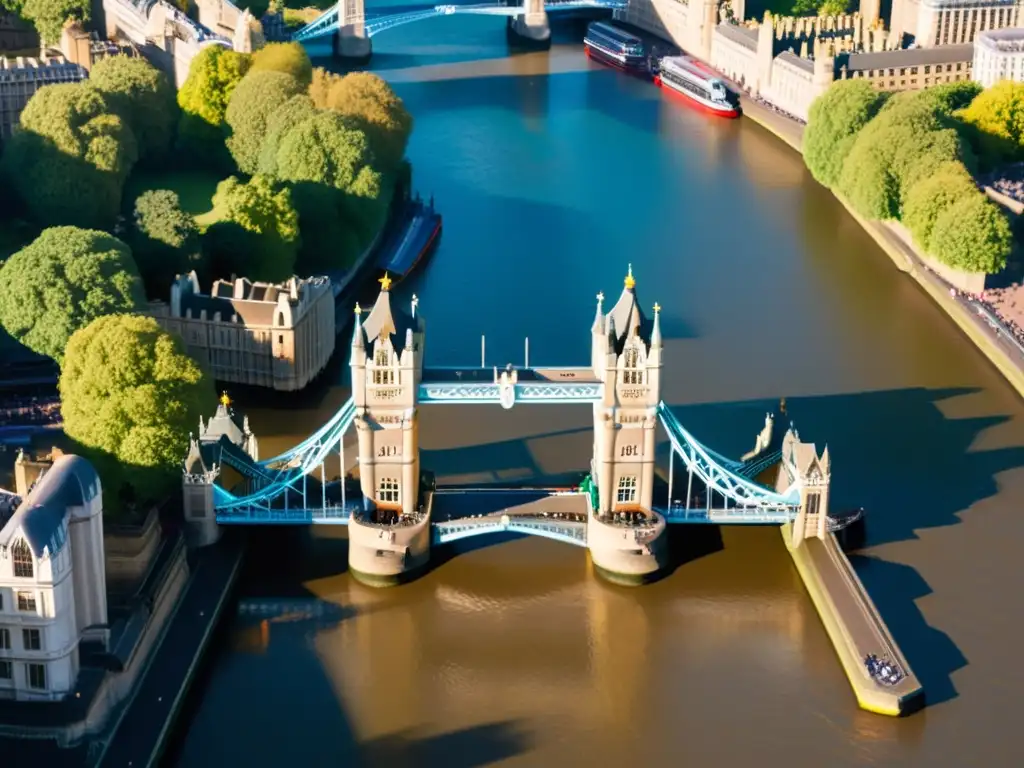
[617,0,1015,121]
[148,271,336,392]
[0,456,107,701]
[0,56,87,139]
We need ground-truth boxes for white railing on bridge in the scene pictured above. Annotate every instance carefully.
[418,381,603,404]
[216,503,356,524]
[432,515,588,546]
[658,505,797,524]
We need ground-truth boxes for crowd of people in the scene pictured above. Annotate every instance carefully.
[741,89,807,125]
[0,394,61,428]
[947,283,1024,353]
[983,164,1024,203]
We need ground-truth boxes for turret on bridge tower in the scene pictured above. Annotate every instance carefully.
[778,425,831,545]
[350,273,425,520]
[334,0,372,62]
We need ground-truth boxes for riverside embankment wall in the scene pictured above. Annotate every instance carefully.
[739,98,1024,401]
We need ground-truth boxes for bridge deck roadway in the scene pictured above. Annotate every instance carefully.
[421,366,600,384]
[432,490,590,522]
[789,530,923,715]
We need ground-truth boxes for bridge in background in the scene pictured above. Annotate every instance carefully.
[292,0,625,59]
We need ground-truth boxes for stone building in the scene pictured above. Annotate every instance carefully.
[891,0,1021,47]
[0,56,87,138]
[0,456,107,701]
[973,26,1024,85]
[149,272,335,392]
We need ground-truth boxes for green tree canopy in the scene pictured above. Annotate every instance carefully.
[130,190,203,299]
[929,192,1012,274]
[250,42,313,87]
[923,81,983,115]
[955,80,1024,168]
[225,70,304,175]
[59,313,215,517]
[21,0,89,42]
[273,110,382,198]
[290,183,364,274]
[804,80,889,188]
[309,70,413,172]
[837,91,972,219]
[204,175,299,282]
[177,46,251,165]
[0,227,145,363]
[257,94,317,176]
[902,161,979,253]
[89,55,177,164]
[1,82,137,228]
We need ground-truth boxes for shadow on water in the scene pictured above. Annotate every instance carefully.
[850,553,966,708]
[359,721,531,767]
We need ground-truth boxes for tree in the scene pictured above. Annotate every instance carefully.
[956,80,1024,168]
[89,56,177,165]
[0,227,145,363]
[291,183,364,274]
[804,80,889,188]
[177,46,251,163]
[250,42,313,87]
[257,94,317,176]
[204,175,299,282]
[130,190,203,299]
[902,161,978,253]
[924,81,983,115]
[309,69,413,172]
[21,0,89,42]
[225,70,304,175]
[1,82,137,228]
[59,314,216,517]
[930,192,1012,274]
[273,110,382,198]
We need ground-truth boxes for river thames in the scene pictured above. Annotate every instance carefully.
[170,11,1024,767]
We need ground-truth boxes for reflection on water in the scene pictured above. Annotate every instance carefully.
[168,17,1024,768]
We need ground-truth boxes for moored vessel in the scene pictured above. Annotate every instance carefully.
[583,21,650,74]
[654,55,740,118]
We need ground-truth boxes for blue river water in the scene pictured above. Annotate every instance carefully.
[170,9,1024,767]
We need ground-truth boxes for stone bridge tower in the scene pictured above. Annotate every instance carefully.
[335,0,372,62]
[350,275,425,519]
[777,427,831,545]
[509,0,551,48]
[590,265,663,517]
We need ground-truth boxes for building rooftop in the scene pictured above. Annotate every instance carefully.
[844,43,974,72]
[171,271,330,327]
[354,273,421,355]
[977,27,1024,53]
[777,49,815,74]
[601,265,652,355]
[716,22,758,52]
[0,455,101,558]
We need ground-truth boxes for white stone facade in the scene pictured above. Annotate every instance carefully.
[150,272,336,392]
[973,26,1024,85]
[0,456,107,702]
[893,0,1021,47]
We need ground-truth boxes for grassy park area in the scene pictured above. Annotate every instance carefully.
[123,169,224,230]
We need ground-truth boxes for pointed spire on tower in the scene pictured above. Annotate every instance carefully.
[411,293,418,319]
[351,302,364,349]
[624,263,636,291]
[592,291,605,333]
[651,301,662,348]
[820,444,830,472]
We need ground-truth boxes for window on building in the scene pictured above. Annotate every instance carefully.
[373,347,394,385]
[27,663,45,690]
[924,65,931,74]
[22,628,40,651]
[0,629,9,650]
[378,477,400,506]
[616,475,638,504]
[806,492,820,517]
[622,347,642,385]
[16,592,36,612]
[12,538,33,579]
[0,661,10,680]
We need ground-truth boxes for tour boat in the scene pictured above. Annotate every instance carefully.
[654,56,740,118]
[583,21,650,74]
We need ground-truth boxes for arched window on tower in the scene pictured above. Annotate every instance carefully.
[12,538,33,579]
[622,346,642,385]
[374,346,394,385]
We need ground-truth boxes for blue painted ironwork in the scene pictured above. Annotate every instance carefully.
[217,501,358,525]
[432,515,588,546]
[418,381,603,404]
[657,505,795,524]
[293,0,626,42]
[657,402,801,511]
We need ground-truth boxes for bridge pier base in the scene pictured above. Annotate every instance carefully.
[334,26,372,64]
[506,12,551,50]
[347,493,433,587]
[586,513,669,586]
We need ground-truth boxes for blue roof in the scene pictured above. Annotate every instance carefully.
[0,455,101,558]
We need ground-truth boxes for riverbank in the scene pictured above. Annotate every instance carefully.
[739,96,1024,400]
[95,533,244,767]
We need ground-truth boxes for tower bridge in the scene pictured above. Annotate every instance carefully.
[291,0,627,62]
[183,265,840,586]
